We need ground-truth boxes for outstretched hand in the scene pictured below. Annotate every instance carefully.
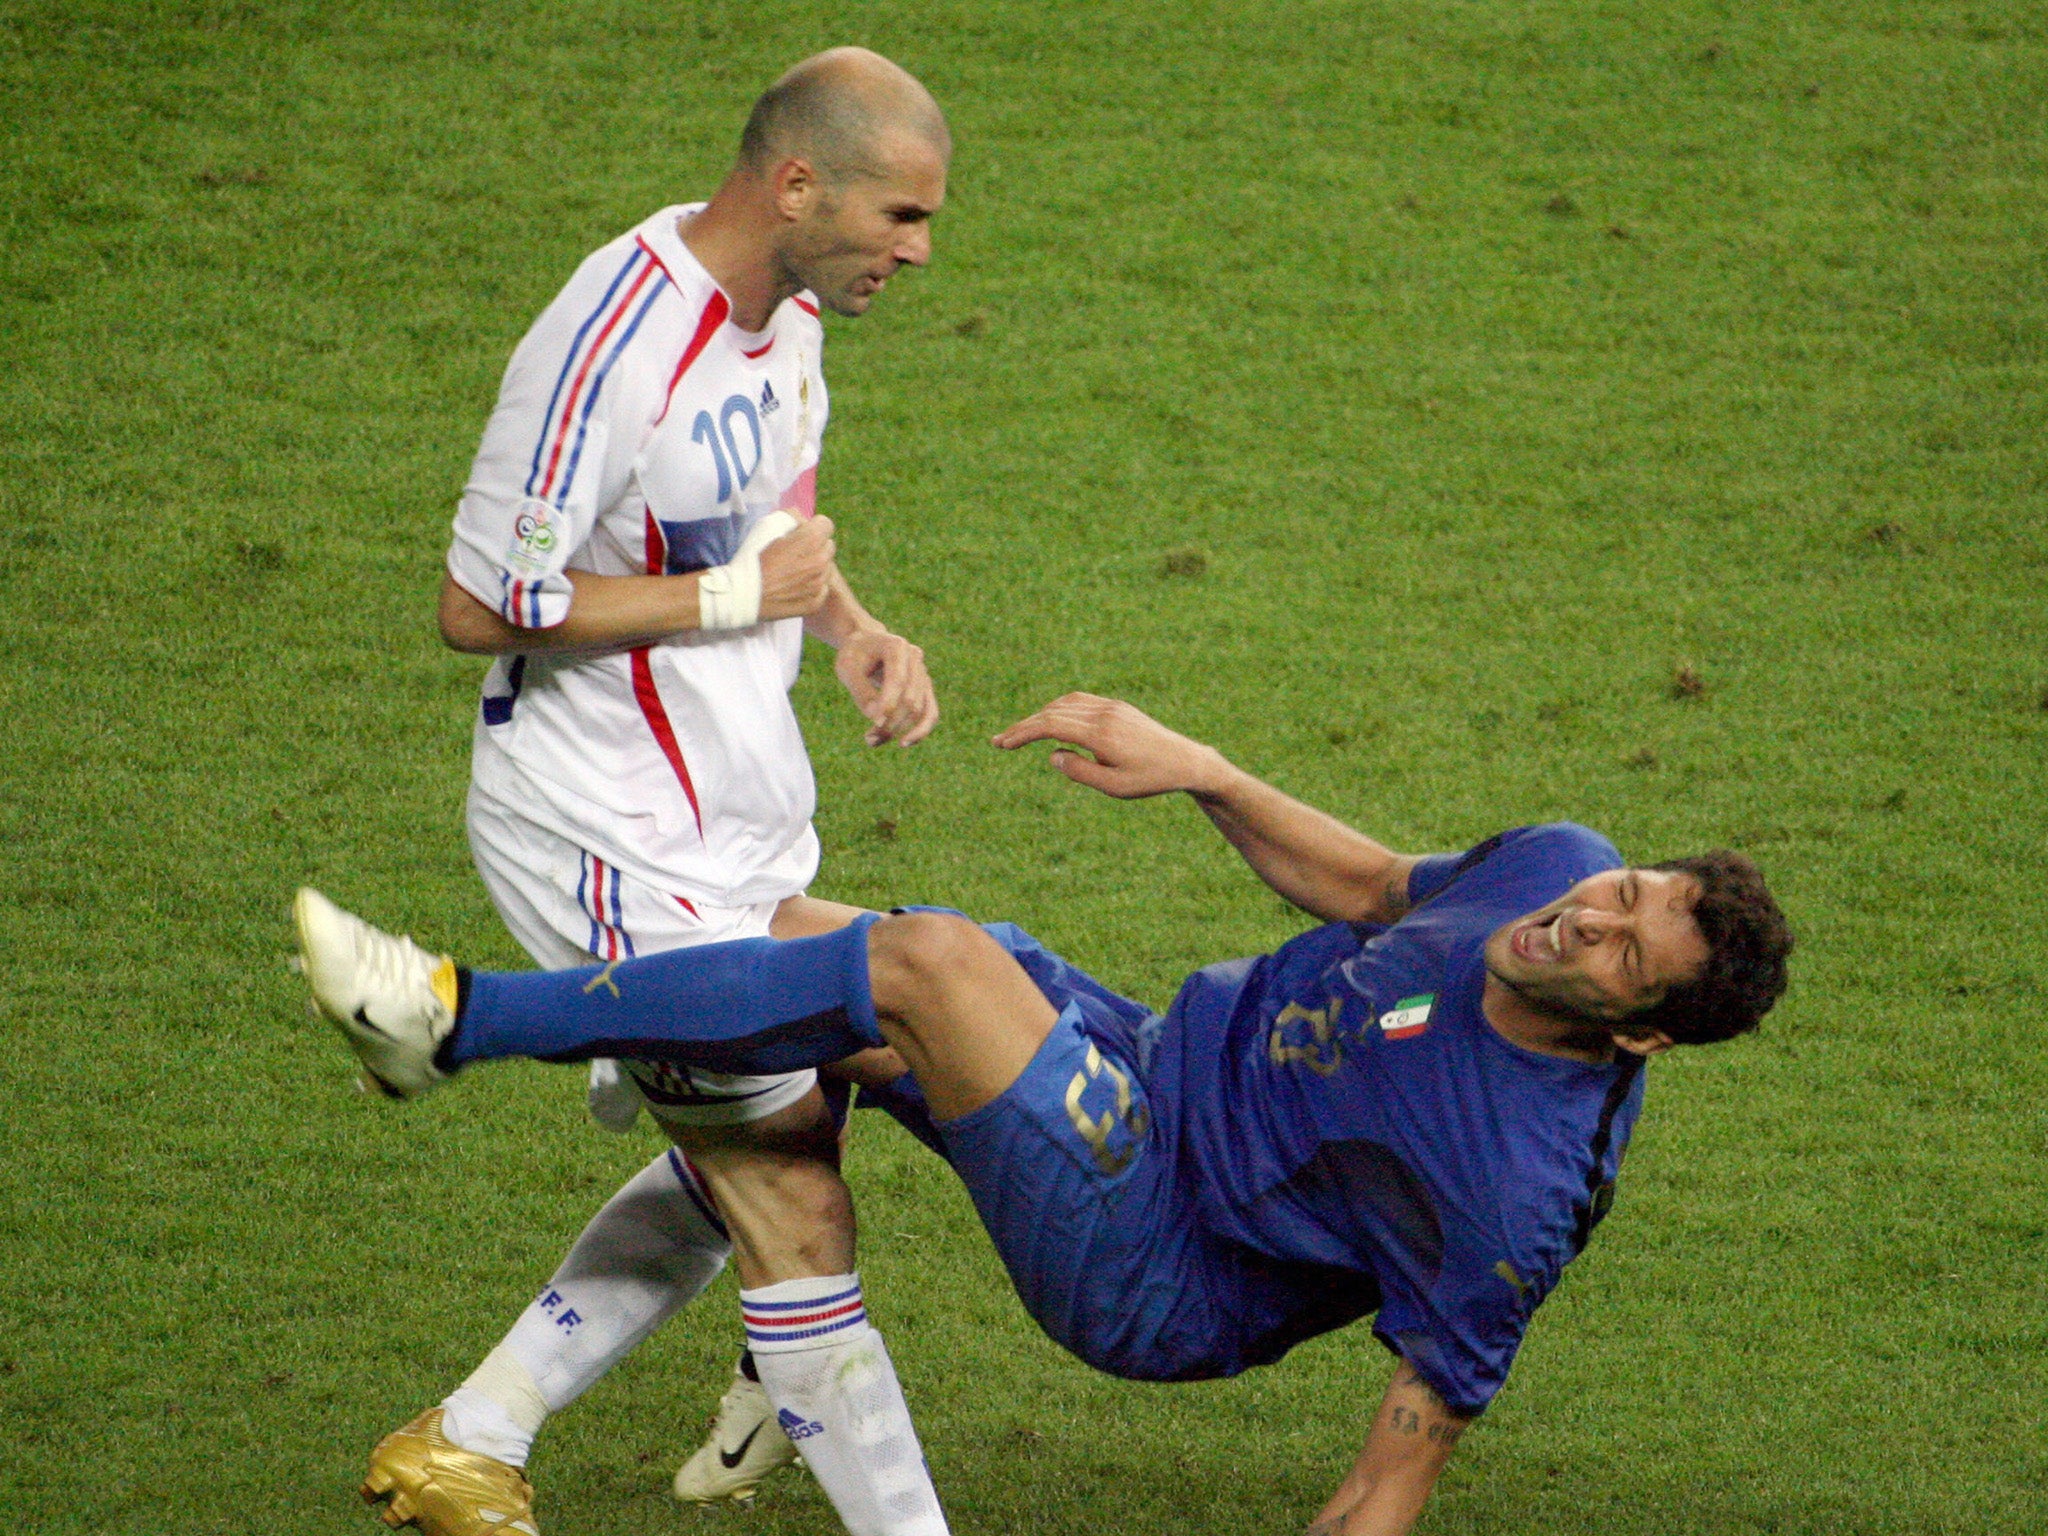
[991,693,1227,800]
[835,627,939,746]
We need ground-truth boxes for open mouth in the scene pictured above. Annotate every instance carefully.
[1513,911,1566,964]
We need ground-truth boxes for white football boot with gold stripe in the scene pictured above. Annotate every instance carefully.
[673,1364,801,1504]
[293,887,459,1099]
[362,1408,539,1536]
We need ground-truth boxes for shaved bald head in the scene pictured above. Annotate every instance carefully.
[738,47,950,185]
[686,48,948,328]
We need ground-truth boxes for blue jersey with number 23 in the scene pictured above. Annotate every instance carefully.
[1149,822,1645,1414]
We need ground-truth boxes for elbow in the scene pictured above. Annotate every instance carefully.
[439,617,499,656]
[439,615,498,655]
[438,577,508,654]
[1355,857,1418,927]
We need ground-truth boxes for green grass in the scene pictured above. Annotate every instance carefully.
[2,1,2044,1531]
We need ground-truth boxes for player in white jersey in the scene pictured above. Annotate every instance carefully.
[356,51,953,1536]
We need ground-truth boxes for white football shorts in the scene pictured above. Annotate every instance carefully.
[466,781,818,1130]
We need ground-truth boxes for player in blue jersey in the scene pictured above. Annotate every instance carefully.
[297,692,1793,1536]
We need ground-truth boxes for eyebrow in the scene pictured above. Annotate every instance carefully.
[1623,875,1641,978]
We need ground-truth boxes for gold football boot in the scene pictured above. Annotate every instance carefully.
[361,1408,539,1536]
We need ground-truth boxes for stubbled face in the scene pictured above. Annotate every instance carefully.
[1484,868,1709,1028]
[781,130,947,316]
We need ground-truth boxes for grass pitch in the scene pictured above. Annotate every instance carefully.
[2,2,2044,1532]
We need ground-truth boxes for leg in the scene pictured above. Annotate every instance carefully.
[299,893,1203,1406]
[347,806,833,1532]
[431,911,1060,1122]
[658,1091,844,1509]
[863,913,1059,1120]
[672,893,912,1506]
[358,1147,728,1536]
[663,1074,944,1517]
[437,1148,732,1462]
[672,1112,950,1535]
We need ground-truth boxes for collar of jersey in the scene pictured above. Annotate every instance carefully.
[646,202,791,355]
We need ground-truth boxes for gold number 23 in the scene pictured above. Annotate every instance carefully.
[1065,1043,1151,1175]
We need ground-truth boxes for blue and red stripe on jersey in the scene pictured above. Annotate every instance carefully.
[525,244,671,505]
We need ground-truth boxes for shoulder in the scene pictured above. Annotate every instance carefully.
[1406,824,1620,922]
[1458,823,1618,887]
[1504,822,1622,872]
[779,292,826,349]
[518,216,707,373]
[547,216,676,314]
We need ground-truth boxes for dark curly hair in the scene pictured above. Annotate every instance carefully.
[1630,851,1793,1045]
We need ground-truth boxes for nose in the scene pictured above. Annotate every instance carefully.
[895,222,932,268]
[1569,906,1623,949]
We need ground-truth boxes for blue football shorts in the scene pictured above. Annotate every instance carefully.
[932,919,1246,1382]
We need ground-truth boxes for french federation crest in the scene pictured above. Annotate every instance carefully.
[1377,993,1434,1040]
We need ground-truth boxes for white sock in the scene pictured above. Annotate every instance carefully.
[440,1150,731,1466]
[743,1274,948,1536]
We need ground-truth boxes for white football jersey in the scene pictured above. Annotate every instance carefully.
[447,206,830,907]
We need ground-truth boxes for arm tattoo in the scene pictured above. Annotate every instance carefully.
[1393,1364,1467,1445]
[1382,867,1410,918]
[1395,1363,1451,1412]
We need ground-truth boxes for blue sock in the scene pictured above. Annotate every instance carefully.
[444,914,883,1074]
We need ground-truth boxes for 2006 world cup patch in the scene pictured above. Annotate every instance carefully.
[507,497,562,572]
[1377,994,1435,1040]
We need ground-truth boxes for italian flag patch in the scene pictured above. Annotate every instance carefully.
[1378,994,1435,1040]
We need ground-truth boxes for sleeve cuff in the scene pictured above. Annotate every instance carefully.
[1372,1324,1494,1418]
[1405,853,1462,908]
[447,544,573,630]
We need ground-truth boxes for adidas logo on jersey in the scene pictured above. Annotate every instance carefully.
[777,1407,824,1440]
[759,379,780,415]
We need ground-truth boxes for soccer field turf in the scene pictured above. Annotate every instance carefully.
[2,2,2043,1531]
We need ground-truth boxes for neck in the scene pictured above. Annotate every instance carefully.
[1480,974,1619,1063]
[679,179,797,333]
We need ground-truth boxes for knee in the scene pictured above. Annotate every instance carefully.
[868,911,996,1010]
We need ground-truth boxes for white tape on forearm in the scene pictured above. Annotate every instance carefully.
[697,511,800,631]
[696,560,760,630]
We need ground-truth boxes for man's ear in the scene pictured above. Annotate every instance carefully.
[771,156,820,221]
[1613,1028,1675,1058]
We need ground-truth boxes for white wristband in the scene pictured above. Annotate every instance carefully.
[697,511,799,631]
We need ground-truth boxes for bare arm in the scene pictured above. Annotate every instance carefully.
[437,517,839,655]
[991,694,1417,924]
[805,565,939,748]
[1193,762,1419,926]
[1306,1364,1471,1536]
